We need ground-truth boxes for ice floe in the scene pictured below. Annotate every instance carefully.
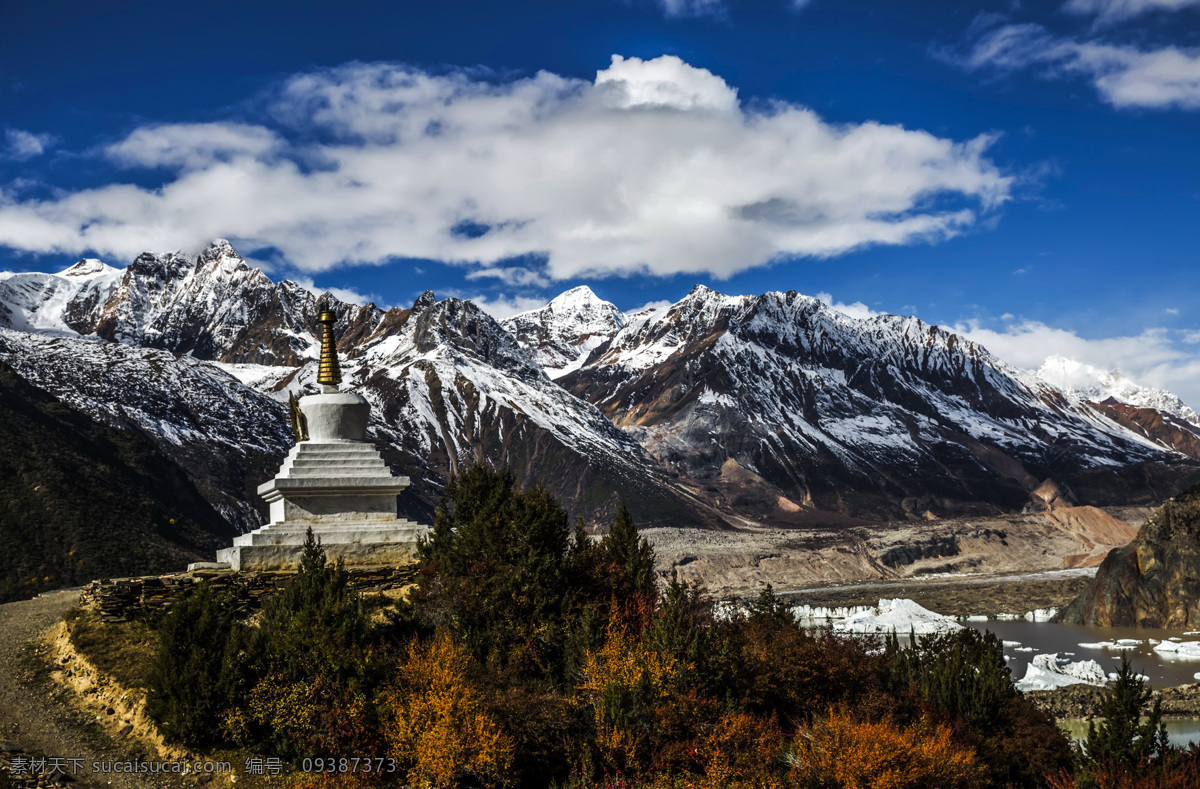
[1078,641,1137,650]
[833,599,962,635]
[1015,653,1108,692]
[1003,640,1022,647]
[1153,641,1200,660]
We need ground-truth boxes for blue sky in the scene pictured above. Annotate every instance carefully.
[2,0,1199,401]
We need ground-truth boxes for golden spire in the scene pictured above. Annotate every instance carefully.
[316,296,342,390]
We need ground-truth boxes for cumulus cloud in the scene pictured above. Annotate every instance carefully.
[815,291,882,321]
[4,129,56,160]
[464,293,550,320]
[955,318,1200,405]
[1064,0,1200,23]
[957,18,1200,110]
[0,55,1010,279]
[106,123,282,170]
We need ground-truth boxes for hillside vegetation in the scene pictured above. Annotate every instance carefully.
[0,359,237,602]
[55,463,1199,788]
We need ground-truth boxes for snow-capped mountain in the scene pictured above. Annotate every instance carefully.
[2,240,1197,529]
[1036,355,1200,427]
[0,327,291,532]
[0,242,706,530]
[0,240,384,365]
[536,285,1190,520]
[501,286,626,379]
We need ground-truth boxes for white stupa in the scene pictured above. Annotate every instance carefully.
[214,300,428,570]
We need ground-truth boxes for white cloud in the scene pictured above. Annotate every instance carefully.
[1166,307,1180,314]
[464,293,549,320]
[465,266,550,287]
[596,55,738,111]
[657,0,726,18]
[106,123,282,170]
[291,276,378,307]
[959,21,1200,110]
[955,318,1200,405]
[4,129,56,160]
[1064,0,1200,23]
[0,56,1011,280]
[816,291,882,321]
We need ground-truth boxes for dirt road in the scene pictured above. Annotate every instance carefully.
[0,591,195,789]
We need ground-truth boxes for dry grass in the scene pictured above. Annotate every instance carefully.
[63,606,156,689]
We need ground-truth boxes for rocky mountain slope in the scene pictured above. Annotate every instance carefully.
[502,286,626,379]
[0,359,236,603]
[0,244,708,532]
[1056,482,1200,628]
[545,285,1193,520]
[3,241,1198,537]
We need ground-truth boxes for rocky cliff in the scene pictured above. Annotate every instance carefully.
[1056,483,1200,627]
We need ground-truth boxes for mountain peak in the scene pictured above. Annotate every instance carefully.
[58,259,119,279]
[413,290,437,310]
[1037,355,1198,426]
[546,285,605,309]
[502,286,625,380]
[197,239,248,276]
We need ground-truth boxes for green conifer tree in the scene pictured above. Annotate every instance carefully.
[147,583,249,746]
[1083,655,1169,769]
[602,502,656,598]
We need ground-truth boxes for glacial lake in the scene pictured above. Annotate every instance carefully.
[1057,717,1200,748]
[958,619,1200,690]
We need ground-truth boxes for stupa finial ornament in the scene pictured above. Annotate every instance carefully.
[316,296,342,392]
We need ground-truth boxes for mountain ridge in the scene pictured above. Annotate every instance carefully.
[3,240,1198,532]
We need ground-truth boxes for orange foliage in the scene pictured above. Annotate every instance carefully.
[576,607,677,774]
[787,706,986,789]
[694,710,786,789]
[1045,748,1200,789]
[380,630,514,788]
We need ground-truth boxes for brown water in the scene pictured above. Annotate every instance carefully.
[1058,718,1200,748]
[962,620,1200,689]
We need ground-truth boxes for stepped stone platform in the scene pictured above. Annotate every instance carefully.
[217,438,427,570]
[217,304,429,570]
[216,388,430,570]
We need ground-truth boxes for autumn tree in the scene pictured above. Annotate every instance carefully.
[787,706,986,789]
[381,629,514,789]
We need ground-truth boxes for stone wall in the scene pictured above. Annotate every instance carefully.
[79,564,418,622]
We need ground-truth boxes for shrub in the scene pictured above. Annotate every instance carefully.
[254,530,371,685]
[887,627,1015,729]
[787,706,987,789]
[146,583,250,747]
[245,531,379,757]
[887,627,1073,785]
